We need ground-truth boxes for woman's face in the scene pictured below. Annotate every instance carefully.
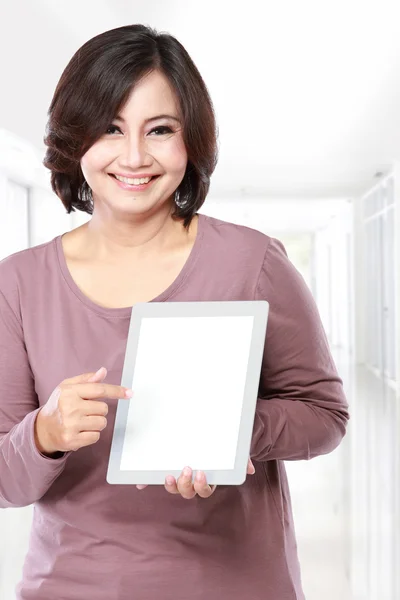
[80,70,188,220]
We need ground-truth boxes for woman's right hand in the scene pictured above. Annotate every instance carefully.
[34,367,133,455]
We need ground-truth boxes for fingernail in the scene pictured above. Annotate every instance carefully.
[183,467,192,478]
[95,367,105,377]
[166,476,174,486]
[196,470,204,482]
[125,389,133,398]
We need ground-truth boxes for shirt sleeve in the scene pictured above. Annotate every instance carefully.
[250,237,350,462]
[0,288,71,509]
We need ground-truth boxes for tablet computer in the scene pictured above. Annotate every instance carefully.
[107,300,269,486]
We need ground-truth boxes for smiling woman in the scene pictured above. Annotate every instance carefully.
[77,67,191,224]
[43,24,219,229]
[0,21,349,600]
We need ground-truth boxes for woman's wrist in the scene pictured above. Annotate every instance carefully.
[34,410,59,457]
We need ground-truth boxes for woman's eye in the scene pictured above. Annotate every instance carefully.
[106,125,121,135]
[105,125,173,136]
[149,126,173,135]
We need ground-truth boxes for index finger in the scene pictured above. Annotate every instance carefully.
[66,382,133,400]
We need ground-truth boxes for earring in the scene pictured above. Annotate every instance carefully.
[174,188,188,209]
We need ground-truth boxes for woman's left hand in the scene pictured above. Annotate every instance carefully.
[136,458,255,499]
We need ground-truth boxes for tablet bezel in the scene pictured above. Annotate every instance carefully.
[107,301,269,486]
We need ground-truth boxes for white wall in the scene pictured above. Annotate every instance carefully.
[0,175,29,261]
[349,167,400,600]
[314,202,354,352]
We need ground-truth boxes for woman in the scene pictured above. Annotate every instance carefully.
[0,24,349,600]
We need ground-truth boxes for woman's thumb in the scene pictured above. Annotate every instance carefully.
[61,367,108,386]
[87,367,107,383]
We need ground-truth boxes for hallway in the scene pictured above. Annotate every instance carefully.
[287,348,353,599]
[287,349,399,600]
[288,448,352,599]
[1,4,400,597]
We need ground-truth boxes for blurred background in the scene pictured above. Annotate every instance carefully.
[0,1,399,599]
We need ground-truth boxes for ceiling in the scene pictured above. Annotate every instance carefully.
[2,0,400,205]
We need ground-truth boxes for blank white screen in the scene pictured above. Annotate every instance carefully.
[120,315,254,471]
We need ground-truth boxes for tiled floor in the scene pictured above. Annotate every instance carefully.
[286,447,353,600]
[285,348,354,600]
[286,350,399,600]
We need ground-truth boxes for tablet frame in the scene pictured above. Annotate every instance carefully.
[107,301,269,486]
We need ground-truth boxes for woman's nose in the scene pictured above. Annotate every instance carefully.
[120,134,151,168]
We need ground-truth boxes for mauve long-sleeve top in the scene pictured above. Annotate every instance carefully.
[0,213,349,600]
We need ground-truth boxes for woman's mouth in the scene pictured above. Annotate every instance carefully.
[109,174,159,191]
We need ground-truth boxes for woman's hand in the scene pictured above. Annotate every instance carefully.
[34,367,132,455]
[136,458,256,499]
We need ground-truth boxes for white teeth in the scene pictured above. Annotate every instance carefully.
[114,175,152,185]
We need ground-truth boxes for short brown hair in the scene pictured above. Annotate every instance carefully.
[43,24,219,228]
